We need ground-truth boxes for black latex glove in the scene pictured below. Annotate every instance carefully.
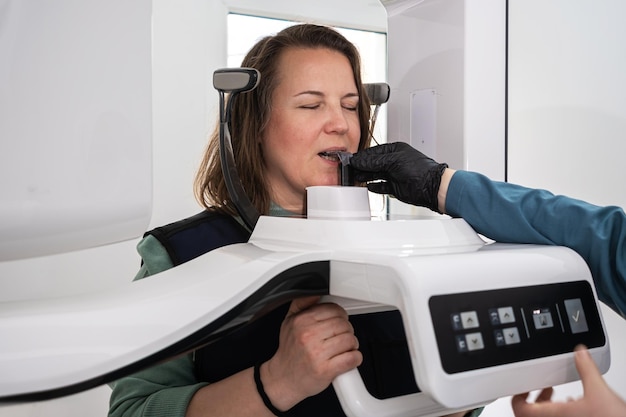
[350,142,448,213]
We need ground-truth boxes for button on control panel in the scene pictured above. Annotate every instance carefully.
[453,306,522,354]
[565,298,589,334]
[532,307,554,329]
[495,327,521,346]
[429,281,605,374]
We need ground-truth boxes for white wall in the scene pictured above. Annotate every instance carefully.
[386,0,506,181]
[0,0,152,263]
[385,0,506,217]
[0,0,225,301]
[507,0,626,209]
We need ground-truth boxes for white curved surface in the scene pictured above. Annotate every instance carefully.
[333,369,470,417]
[0,216,610,417]
[250,215,485,254]
[0,0,152,261]
[0,242,328,398]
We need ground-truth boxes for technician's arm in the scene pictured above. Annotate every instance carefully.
[351,142,626,318]
[442,169,626,318]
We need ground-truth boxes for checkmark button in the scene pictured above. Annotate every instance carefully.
[564,298,589,334]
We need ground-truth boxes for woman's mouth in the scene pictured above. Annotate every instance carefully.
[319,151,341,162]
[318,150,352,164]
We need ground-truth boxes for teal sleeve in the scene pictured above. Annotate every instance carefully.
[108,236,207,417]
[446,170,626,318]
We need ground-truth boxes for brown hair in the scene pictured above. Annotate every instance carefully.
[194,23,373,216]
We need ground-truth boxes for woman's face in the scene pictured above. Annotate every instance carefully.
[261,47,361,213]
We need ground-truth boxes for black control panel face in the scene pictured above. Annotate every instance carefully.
[429,281,606,374]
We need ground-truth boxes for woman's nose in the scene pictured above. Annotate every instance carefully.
[324,105,350,134]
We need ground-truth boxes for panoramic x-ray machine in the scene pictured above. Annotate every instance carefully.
[0,63,610,417]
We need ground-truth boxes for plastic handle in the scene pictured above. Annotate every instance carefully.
[332,369,447,417]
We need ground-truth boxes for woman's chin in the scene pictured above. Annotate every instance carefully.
[310,176,341,187]
[310,182,339,188]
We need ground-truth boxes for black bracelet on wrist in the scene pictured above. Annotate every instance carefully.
[254,362,287,416]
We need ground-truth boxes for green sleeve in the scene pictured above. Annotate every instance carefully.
[108,235,208,417]
[132,235,175,281]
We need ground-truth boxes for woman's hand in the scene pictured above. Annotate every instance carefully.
[511,345,626,417]
[262,296,363,411]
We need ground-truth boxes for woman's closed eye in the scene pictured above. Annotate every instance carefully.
[296,97,358,111]
[299,103,321,110]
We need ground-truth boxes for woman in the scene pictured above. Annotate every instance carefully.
[109,25,475,417]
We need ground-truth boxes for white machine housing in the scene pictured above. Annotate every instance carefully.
[0,213,610,417]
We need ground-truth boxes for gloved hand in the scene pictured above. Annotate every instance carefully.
[350,142,448,213]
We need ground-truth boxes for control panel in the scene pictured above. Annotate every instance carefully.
[429,280,605,374]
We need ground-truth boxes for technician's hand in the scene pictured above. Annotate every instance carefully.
[261,296,363,411]
[511,345,626,417]
[350,142,448,212]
